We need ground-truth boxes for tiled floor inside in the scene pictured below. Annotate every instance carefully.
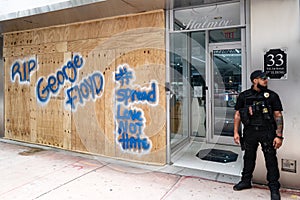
[171,140,244,176]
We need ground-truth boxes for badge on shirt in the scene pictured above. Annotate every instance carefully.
[264,92,270,98]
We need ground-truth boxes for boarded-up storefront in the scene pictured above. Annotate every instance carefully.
[3,10,166,165]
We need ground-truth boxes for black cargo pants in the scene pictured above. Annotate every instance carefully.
[241,126,280,190]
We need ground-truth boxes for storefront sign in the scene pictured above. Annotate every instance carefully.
[174,2,240,31]
[184,17,232,30]
[264,49,287,79]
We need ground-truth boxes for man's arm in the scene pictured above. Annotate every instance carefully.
[273,111,284,149]
[274,111,284,136]
[234,110,241,145]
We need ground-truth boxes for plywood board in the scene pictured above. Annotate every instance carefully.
[113,48,166,163]
[99,50,116,157]
[67,10,164,41]
[2,45,39,57]
[67,38,105,53]
[36,42,68,54]
[36,53,66,99]
[71,49,107,154]
[94,28,165,51]
[3,31,34,48]
[4,55,35,141]
[3,42,67,58]
[32,26,69,45]
[36,99,71,149]
[4,84,31,141]
[4,10,166,164]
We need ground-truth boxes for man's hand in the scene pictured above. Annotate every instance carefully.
[234,132,240,145]
[273,137,283,149]
[233,110,241,145]
[273,111,284,149]
[248,105,253,115]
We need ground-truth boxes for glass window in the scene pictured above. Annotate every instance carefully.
[170,32,189,146]
[174,2,240,31]
[190,32,206,137]
[212,47,242,138]
[173,0,235,9]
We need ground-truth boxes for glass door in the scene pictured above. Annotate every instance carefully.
[170,31,206,150]
[190,32,206,138]
[209,43,242,144]
[170,32,190,149]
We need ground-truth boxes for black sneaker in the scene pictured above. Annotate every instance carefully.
[271,190,281,200]
[233,181,252,191]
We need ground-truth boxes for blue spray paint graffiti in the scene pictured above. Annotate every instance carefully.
[115,66,134,86]
[11,57,37,84]
[10,54,105,112]
[114,64,159,153]
[65,71,104,111]
[116,83,157,106]
[33,54,105,111]
[36,54,84,105]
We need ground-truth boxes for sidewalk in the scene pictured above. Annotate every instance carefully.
[0,139,299,200]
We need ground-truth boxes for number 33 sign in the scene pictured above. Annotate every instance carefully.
[264,48,287,79]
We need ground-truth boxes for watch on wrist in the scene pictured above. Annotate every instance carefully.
[276,135,284,140]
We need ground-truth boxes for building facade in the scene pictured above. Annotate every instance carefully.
[0,0,299,189]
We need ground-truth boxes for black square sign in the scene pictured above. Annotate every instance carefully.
[264,49,287,79]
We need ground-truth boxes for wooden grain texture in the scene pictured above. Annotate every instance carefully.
[94,49,116,157]
[3,45,38,57]
[34,53,71,149]
[32,26,69,45]
[4,55,37,141]
[35,99,71,149]
[71,49,109,155]
[4,10,166,164]
[67,38,106,53]
[3,31,34,47]
[67,10,164,41]
[113,48,166,163]
[36,53,65,99]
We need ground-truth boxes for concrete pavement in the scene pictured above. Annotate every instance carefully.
[0,139,299,200]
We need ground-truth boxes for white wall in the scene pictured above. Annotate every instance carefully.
[0,0,106,21]
[249,0,300,189]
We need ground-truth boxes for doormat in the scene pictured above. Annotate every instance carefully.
[196,148,238,163]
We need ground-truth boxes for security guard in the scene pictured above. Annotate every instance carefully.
[233,70,284,200]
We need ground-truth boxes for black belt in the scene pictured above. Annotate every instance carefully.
[248,126,272,131]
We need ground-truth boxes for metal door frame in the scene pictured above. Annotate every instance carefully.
[207,42,245,145]
[0,36,4,137]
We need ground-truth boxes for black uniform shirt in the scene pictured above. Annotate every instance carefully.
[235,86,283,112]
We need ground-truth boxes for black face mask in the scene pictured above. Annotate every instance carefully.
[257,83,268,91]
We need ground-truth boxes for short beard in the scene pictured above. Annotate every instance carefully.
[257,83,268,91]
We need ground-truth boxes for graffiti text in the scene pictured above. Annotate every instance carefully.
[114,64,158,153]
[116,83,157,106]
[36,54,84,104]
[65,71,104,111]
[11,57,37,84]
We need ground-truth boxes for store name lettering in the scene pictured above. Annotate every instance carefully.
[184,16,232,30]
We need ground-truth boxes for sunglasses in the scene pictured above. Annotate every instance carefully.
[259,76,268,80]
